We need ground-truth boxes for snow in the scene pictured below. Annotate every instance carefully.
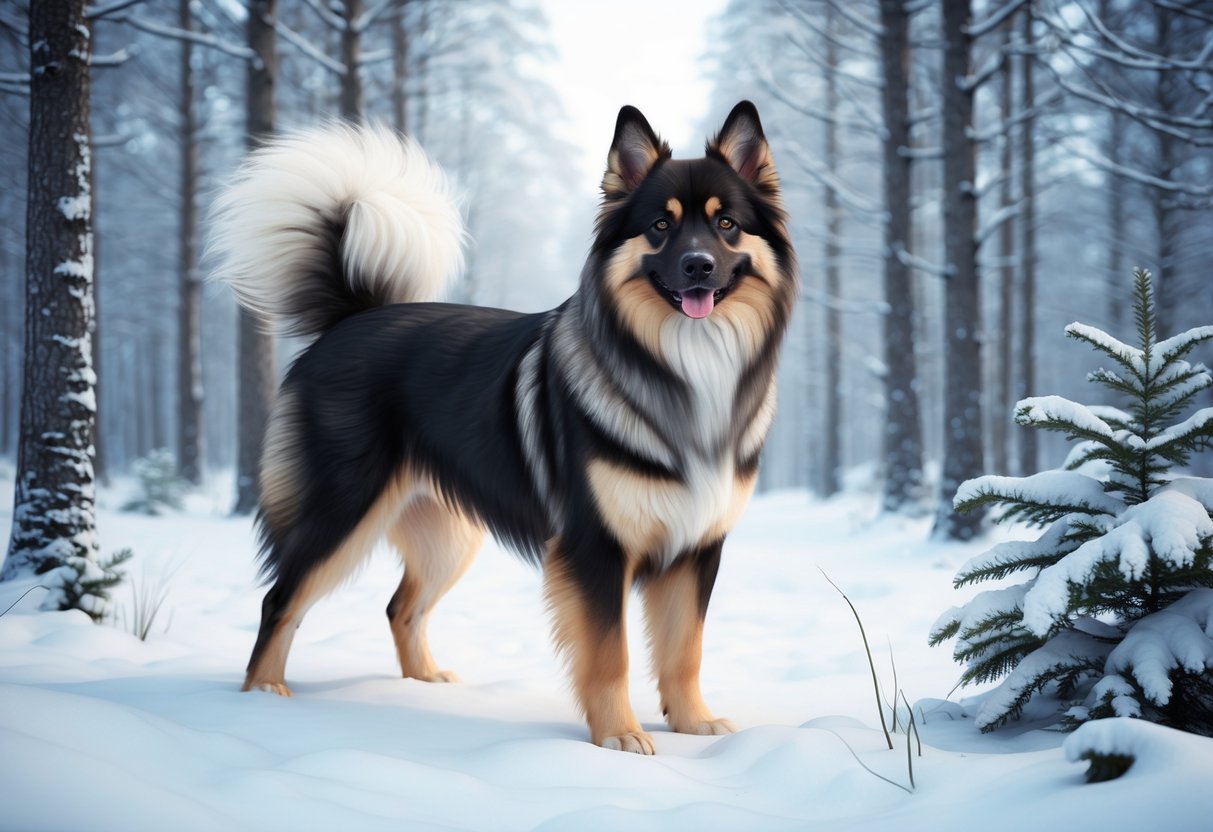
[2,472,1212,830]
[1015,395,1115,438]
[1022,491,1213,635]
[954,470,1124,516]
[1104,589,1213,707]
[1064,717,1213,781]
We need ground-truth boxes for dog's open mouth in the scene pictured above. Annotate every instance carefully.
[649,269,743,319]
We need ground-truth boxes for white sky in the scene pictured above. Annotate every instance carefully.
[537,0,729,194]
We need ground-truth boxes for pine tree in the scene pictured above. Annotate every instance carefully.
[930,269,1213,735]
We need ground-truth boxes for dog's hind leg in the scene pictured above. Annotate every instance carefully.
[641,539,735,736]
[386,496,483,683]
[243,481,409,696]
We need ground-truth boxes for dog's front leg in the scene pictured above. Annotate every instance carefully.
[544,539,652,754]
[642,539,735,736]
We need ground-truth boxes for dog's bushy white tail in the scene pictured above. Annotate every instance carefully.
[210,122,464,337]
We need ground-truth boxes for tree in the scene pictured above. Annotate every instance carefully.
[177,0,204,484]
[878,0,924,512]
[234,0,279,515]
[2,0,105,608]
[933,0,984,540]
[931,269,1213,735]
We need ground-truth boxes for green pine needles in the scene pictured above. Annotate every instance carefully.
[931,269,1213,735]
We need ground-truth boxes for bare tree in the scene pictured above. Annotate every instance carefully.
[234,0,279,515]
[878,0,924,512]
[177,0,203,484]
[1016,6,1038,477]
[3,0,99,581]
[933,0,984,540]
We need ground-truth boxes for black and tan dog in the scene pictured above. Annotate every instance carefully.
[212,102,796,754]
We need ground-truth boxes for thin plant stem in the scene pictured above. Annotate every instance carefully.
[820,568,894,749]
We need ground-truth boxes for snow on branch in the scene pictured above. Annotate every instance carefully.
[1105,589,1213,708]
[965,0,1028,39]
[777,0,879,55]
[1067,322,1146,373]
[1015,395,1117,441]
[85,0,146,20]
[757,73,882,136]
[302,0,347,31]
[783,144,883,217]
[274,20,347,76]
[974,630,1110,730]
[1067,1,1213,73]
[954,471,1124,519]
[1022,492,1213,636]
[353,0,399,34]
[975,199,1022,248]
[112,13,254,62]
[896,246,953,279]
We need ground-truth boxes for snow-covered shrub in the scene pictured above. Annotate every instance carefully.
[930,269,1213,735]
[122,449,186,515]
[41,548,132,622]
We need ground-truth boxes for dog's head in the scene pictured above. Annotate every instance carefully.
[590,102,796,358]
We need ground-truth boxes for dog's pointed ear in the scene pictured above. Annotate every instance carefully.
[602,106,671,197]
[708,101,779,192]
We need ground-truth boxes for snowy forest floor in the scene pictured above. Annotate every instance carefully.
[0,465,1209,830]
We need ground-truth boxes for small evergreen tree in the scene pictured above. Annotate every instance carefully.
[122,449,187,515]
[930,270,1213,735]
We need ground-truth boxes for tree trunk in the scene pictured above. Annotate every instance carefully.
[933,0,984,540]
[3,0,99,582]
[1151,4,1177,335]
[1016,8,1038,477]
[234,0,279,515]
[994,21,1015,476]
[392,0,410,133]
[821,1,843,498]
[1099,0,1124,334]
[340,0,364,121]
[878,0,923,512]
[177,0,204,485]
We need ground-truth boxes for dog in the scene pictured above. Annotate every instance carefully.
[212,101,796,754]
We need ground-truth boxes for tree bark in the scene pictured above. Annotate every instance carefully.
[340,0,364,121]
[1151,3,1177,335]
[994,21,1015,476]
[933,0,984,540]
[392,0,410,132]
[234,0,279,515]
[1016,8,1038,477]
[878,0,923,512]
[177,0,204,485]
[3,0,99,581]
[821,1,843,498]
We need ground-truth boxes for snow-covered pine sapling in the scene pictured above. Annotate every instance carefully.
[122,449,187,515]
[42,548,132,623]
[930,269,1213,735]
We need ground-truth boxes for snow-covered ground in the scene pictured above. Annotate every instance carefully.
[1,468,1210,830]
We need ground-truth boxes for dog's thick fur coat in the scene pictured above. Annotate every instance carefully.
[213,103,796,753]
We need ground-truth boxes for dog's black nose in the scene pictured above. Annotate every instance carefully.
[680,252,715,279]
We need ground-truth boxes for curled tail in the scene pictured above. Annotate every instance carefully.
[210,122,464,337]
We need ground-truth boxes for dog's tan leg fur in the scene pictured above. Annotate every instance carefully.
[386,496,483,682]
[243,476,412,695]
[642,559,735,736]
[544,555,653,754]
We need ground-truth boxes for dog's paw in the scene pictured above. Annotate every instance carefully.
[676,717,736,736]
[421,669,461,684]
[246,681,293,697]
[601,731,656,755]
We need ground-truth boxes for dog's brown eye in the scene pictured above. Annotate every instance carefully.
[717,216,735,231]
[653,218,670,232]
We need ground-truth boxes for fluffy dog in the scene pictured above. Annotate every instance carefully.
[212,101,796,753]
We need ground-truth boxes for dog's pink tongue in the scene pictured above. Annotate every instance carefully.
[680,288,715,319]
